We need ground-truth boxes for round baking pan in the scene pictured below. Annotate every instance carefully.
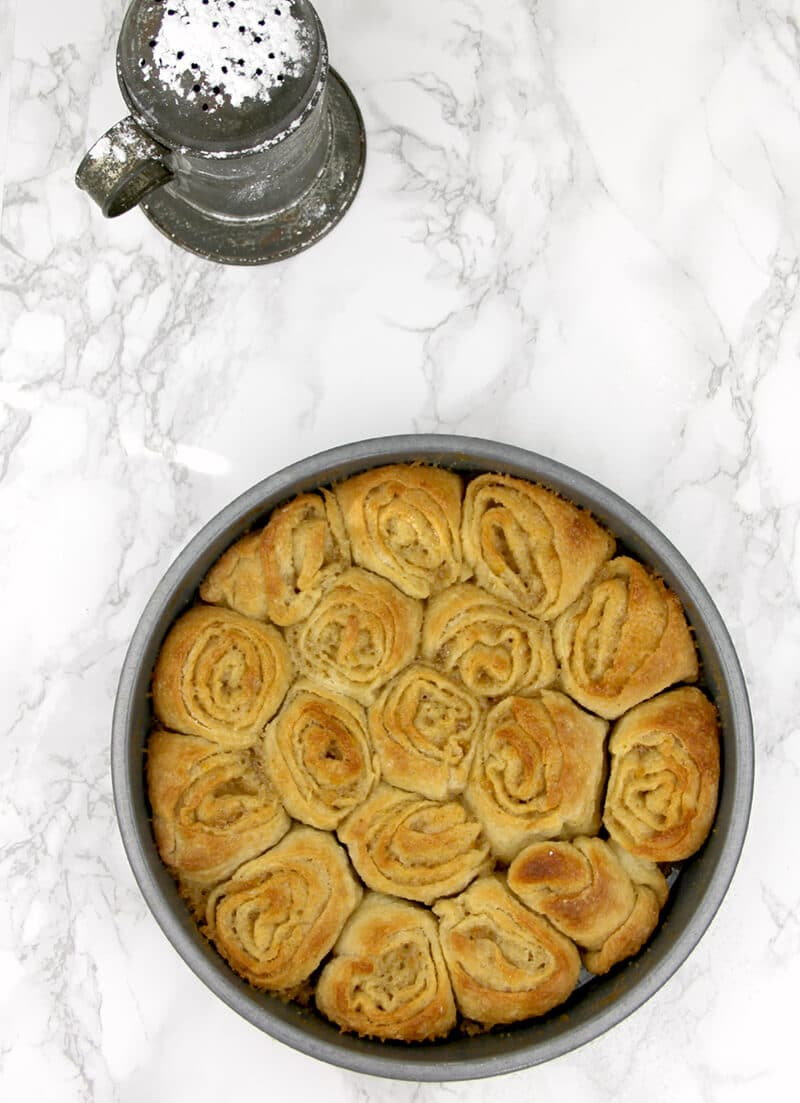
[111,435,753,1081]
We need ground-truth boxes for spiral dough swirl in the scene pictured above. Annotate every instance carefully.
[338,783,492,904]
[507,836,668,974]
[264,681,378,829]
[368,664,483,801]
[335,464,466,599]
[464,692,608,862]
[553,557,698,719]
[433,876,581,1026]
[287,568,423,705]
[421,583,557,698]
[603,687,720,861]
[462,473,614,619]
[205,827,362,991]
[260,490,351,626]
[147,729,291,891]
[152,605,293,748]
[316,893,457,1041]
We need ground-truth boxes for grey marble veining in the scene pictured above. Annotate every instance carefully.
[1,1,798,1100]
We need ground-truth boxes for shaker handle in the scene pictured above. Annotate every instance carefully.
[75,117,174,218]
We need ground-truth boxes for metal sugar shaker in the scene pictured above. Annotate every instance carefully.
[75,0,366,265]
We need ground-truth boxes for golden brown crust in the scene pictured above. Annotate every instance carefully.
[338,783,493,904]
[263,680,378,830]
[204,827,362,991]
[152,605,293,748]
[582,885,663,976]
[421,583,557,698]
[433,876,581,1026]
[462,473,615,620]
[464,692,608,862]
[199,532,269,621]
[147,728,291,889]
[368,664,483,801]
[287,567,423,706]
[553,557,699,719]
[507,836,667,971]
[507,837,635,950]
[335,464,468,599]
[603,687,720,861]
[315,893,457,1041]
[260,490,351,626]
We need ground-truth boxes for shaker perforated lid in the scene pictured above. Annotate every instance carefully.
[117,0,325,154]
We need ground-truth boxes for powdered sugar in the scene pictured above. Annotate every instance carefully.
[88,118,161,164]
[143,0,310,110]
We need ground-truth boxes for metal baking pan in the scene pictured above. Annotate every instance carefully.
[111,434,754,1080]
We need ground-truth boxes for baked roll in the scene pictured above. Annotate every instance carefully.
[287,568,423,706]
[604,687,720,861]
[368,664,483,800]
[507,836,668,974]
[146,729,291,897]
[199,532,269,621]
[462,473,614,620]
[433,876,581,1027]
[152,605,293,748]
[464,691,608,862]
[421,583,557,698]
[260,490,351,626]
[264,680,378,830]
[583,843,669,975]
[205,827,362,992]
[338,783,492,904]
[334,464,466,599]
[553,557,698,719]
[315,893,457,1041]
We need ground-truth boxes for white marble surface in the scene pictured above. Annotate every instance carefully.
[1,0,798,1098]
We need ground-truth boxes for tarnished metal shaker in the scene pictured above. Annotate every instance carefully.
[75,0,366,264]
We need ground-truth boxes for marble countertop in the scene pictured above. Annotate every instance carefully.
[2,0,798,1099]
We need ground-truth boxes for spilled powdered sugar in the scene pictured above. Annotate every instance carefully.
[87,118,163,165]
[141,0,310,110]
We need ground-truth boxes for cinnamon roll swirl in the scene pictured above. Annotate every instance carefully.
[205,827,362,992]
[507,836,668,973]
[315,893,457,1041]
[421,583,557,698]
[433,876,581,1026]
[553,556,699,719]
[462,473,614,619]
[146,729,291,901]
[260,490,351,626]
[287,568,423,706]
[368,664,483,800]
[464,691,608,862]
[338,783,492,904]
[264,680,378,830]
[152,605,293,748]
[604,687,720,861]
[334,464,466,599]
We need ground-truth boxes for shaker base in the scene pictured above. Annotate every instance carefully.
[140,70,366,266]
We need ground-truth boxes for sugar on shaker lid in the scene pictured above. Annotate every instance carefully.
[117,0,326,155]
